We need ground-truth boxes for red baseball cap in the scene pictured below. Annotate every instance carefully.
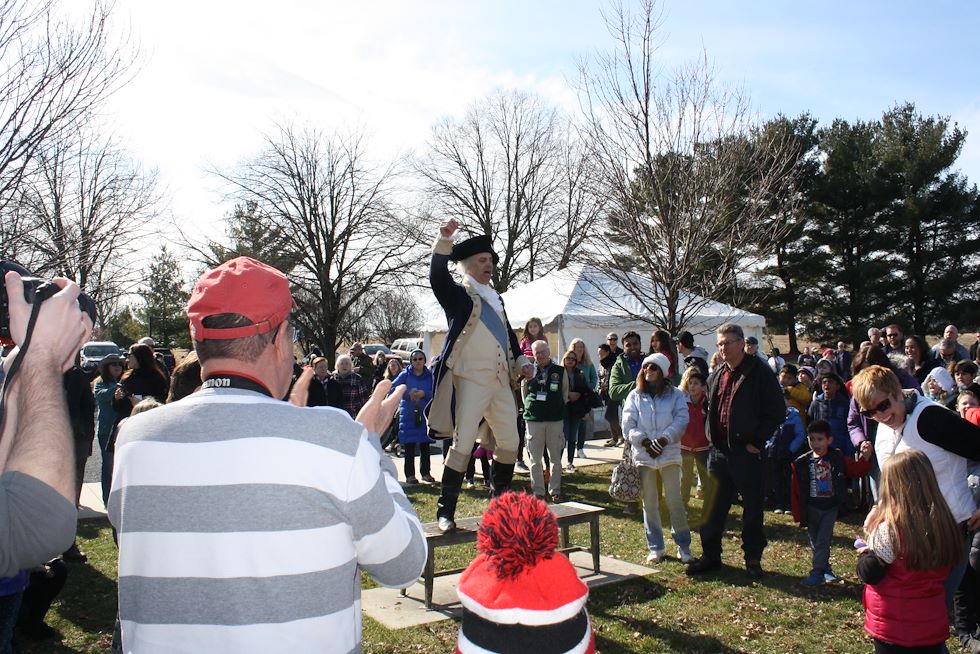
[187,257,295,341]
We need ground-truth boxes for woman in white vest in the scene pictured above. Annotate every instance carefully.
[852,365,980,606]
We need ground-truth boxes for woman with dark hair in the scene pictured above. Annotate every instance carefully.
[112,344,168,425]
[905,335,939,385]
[372,350,388,389]
[389,350,435,484]
[648,330,678,380]
[94,354,125,503]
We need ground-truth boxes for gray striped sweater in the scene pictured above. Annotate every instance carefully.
[108,388,426,654]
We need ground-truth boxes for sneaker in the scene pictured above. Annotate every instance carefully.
[645,550,664,564]
[772,508,784,514]
[678,546,694,564]
[564,464,576,473]
[576,448,586,459]
[603,438,618,447]
[686,557,721,575]
[802,571,825,586]
[421,474,436,484]
[516,461,529,472]
[745,560,764,580]
[465,479,476,489]
[823,569,838,583]
[403,477,419,486]
[550,492,562,503]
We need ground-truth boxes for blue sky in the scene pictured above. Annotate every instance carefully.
[107,1,980,238]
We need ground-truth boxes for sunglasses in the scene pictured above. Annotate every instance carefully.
[859,397,892,418]
[607,337,618,341]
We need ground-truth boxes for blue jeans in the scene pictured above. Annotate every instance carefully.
[640,464,690,553]
[564,417,582,464]
[807,504,838,575]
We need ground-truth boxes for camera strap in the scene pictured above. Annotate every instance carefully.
[0,299,44,445]
[201,372,273,398]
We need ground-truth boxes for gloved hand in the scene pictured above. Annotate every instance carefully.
[641,437,669,459]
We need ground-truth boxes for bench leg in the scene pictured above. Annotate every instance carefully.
[590,517,600,574]
[424,544,435,609]
[560,524,570,550]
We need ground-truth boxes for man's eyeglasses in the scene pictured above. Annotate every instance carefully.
[859,397,892,418]
[607,336,618,342]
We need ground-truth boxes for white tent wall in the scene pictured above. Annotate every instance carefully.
[420,264,767,359]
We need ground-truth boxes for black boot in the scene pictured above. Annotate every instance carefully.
[489,462,516,498]
[437,467,465,532]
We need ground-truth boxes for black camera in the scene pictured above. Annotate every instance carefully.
[0,261,97,341]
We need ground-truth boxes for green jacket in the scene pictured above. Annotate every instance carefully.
[609,353,642,403]
[523,363,567,422]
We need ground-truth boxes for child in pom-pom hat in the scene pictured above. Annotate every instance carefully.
[455,492,595,654]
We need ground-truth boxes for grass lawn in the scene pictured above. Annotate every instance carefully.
[17,464,952,653]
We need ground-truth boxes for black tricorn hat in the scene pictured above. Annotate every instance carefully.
[450,234,499,265]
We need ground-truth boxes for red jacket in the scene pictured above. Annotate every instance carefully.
[681,400,709,452]
[863,558,950,647]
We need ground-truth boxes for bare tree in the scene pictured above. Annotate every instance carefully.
[366,290,422,345]
[212,122,415,365]
[415,89,567,292]
[12,126,159,323]
[0,0,134,211]
[577,0,801,334]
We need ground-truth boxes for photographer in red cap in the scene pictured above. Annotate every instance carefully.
[108,257,426,654]
[427,220,534,532]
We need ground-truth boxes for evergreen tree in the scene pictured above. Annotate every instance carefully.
[876,103,980,335]
[138,246,190,348]
[744,114,820,354]
[803,118,894,345]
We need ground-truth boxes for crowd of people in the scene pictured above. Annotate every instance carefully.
[2,222,979,653]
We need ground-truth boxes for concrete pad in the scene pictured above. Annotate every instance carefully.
[79,481,107,519]
[362,551,653,629]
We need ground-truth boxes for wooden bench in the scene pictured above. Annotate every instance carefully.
[405,501,605,609]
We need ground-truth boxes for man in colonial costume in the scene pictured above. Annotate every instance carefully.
[427,219,533,532]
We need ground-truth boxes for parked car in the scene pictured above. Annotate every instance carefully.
[361,344,391,358]
[80,341,123,373]
[390,337,423,362]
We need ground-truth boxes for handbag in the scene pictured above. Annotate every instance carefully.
[608,441,641,502]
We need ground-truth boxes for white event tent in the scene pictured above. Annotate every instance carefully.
[420,263,767,357]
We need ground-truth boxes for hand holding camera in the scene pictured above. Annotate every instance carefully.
[641,436,669,459]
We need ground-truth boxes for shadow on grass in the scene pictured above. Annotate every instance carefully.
[589,578,749,654]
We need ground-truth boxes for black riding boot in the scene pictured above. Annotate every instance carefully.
[437,466,465,532]
[489,461,516,498]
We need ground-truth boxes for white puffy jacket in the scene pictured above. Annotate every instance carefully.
[622,386,689,469]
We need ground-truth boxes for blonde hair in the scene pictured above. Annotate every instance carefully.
[678,366,705,393]
[851,365,903,411]
[131,398,163,417]
[868,450,962,570]
[567,338,592,367]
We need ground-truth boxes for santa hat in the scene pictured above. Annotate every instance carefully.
[456,493,595,654]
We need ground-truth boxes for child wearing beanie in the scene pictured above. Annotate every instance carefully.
[456,493,595,654]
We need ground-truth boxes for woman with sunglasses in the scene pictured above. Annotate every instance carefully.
[622,353,691,564]
[388,349,435,485]
[852,365,980,615]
